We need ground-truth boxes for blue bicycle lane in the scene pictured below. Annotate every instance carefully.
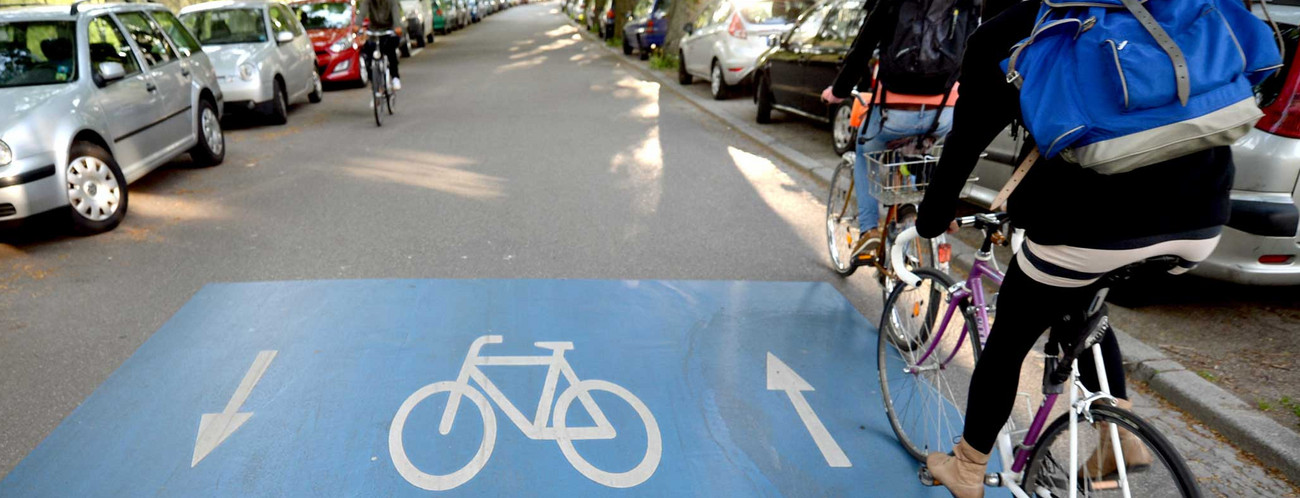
[0,279,1006,496]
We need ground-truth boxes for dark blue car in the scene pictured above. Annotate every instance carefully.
[622,0,670,60]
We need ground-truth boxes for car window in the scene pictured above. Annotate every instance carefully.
[86,16,142,79]
[631,0,653,19]
[150,10,202,57]
[117,12,176,67]
[297,2,355,30]
[692,3,712,28]
[817,0,864,48]
[182,9,269,45]
[282,6,305,35]
[740,0,813,25]
[786,0,831,45]
[709,1,730,25]
[269,5,293,36]
[0,20,77,87]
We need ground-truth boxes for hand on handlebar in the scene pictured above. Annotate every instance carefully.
[821,86,845,104]
[395,27,403,36]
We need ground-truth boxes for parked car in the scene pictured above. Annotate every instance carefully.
[623,0,669,61]
[585,0,612,38]
[455,0,472,27]
[292,0,369,87]
[0,2,226,234]
[679,0,807,100]
[400,0,433,50]
[181,1,322,125]
[962,4,1300,286]
[468,0,481,22]
[752,0,863,153]
[431,0,448,34]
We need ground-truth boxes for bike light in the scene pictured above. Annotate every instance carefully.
[238,63,256,81]
[937,243,952,264]
[0,140,10,166]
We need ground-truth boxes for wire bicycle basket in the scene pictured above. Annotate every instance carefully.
[864,146,942,205]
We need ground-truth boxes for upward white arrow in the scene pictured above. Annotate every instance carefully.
[192,350,277,467]
[766,352,851,468]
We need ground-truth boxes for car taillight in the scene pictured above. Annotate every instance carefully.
[1259,254,1295,264]
[606,9,613,19]
[647,19,654,30]
[728,13,746,39]
[437,8,442,14]
[1257,59,1300,139]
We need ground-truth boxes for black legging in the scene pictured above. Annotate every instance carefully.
[363,34,401,79]
[962,258,1127,454]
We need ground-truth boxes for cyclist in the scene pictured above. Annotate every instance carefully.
[914,1,1232,496]
[358,0,404,91]
[820,0,970,258]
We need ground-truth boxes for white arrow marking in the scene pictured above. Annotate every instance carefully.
[766,352,851,468]
[192,350,277,467]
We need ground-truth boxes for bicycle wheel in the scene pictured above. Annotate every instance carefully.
[825,156,859,276]
[388,381,497,491]
[384,67,395,115]
[372,64,384,127]
[879,268,982,462]
[553,380,662,488]
[1023,404,1201,497]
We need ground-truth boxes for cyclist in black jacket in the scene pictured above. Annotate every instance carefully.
[914,2,1232,496]
[358,0,405,91]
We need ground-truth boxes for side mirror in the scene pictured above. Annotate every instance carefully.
[683,22,693,35]
[98,61,126,83]
[767,34,780,48]
[276,31,294,43]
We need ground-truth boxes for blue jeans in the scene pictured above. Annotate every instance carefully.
[853,106,954,232]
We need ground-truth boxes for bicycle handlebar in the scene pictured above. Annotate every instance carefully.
[890,227,922,288]
[364,29,397,36]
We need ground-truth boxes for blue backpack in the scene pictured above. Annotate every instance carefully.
[1002,0,1283,174]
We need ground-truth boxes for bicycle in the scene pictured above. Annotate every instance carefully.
[825,93,948,308]
[388,335,661,491]
[365,29,397,127]
[879,215,1200,497]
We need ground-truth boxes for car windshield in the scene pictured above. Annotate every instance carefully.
[181,8,268,45]
[738,0,812,25]
[296,2,354,30]
[0,21,77,88]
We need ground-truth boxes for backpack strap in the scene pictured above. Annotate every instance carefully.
[991,147,1040,210]
[1117,0,1190,105]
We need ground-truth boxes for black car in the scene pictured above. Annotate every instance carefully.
[753,0,866,154]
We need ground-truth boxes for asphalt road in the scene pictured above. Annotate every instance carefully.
[0,3,1295,495]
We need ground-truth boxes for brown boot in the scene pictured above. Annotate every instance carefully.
[1083,398,1152,477]
[926,439,989,498]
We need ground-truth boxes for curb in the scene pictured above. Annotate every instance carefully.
[572,18,1300,486]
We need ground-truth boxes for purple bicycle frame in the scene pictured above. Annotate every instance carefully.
[909,255,1058,474]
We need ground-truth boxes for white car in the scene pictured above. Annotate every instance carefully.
[678,0,808,100]
[180,0,321,125]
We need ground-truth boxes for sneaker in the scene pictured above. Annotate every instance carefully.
[854,228,882,261]
[391,77,402,91]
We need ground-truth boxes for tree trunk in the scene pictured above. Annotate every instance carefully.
[662,0,708,58]
[613,0,636,40]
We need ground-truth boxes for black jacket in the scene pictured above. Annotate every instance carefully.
[915,0,1233,247]
[830,0,894,99]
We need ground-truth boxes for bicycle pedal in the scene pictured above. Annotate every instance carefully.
[853,253,876,268]
[918,465,937,486]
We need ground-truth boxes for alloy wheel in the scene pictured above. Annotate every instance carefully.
[201,107,223,157]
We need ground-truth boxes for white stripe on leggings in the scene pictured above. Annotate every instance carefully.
[1016,235,1222,288]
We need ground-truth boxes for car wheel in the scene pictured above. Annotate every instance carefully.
[265,79,289,125]
[308,72,323,103]
[189,99,225,167]
[622,36,632,55]
[66,142,128,235]
[677,51,692,85]
[638,41,649,61]
[832,101,855,154]
[710,60,728,100]
[756,72,773,124]
[400,35,412,57]
[415,27,427,47]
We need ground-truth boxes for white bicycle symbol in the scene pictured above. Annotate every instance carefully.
[388,335,662,491]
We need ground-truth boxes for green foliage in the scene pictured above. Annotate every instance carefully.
[648,50,678,70]
[1196,370,1219,382]
[607,36,623,48]
[1258,399,1274,411]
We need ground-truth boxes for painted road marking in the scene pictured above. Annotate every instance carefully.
[192,350,277,467]
[766,352,851,468]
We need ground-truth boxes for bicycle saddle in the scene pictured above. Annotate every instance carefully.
[1099,255,1188,287]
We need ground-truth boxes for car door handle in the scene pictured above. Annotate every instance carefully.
[181,68,191,77]
[145,82,158,92]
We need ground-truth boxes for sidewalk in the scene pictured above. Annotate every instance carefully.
[570,20,1300,494]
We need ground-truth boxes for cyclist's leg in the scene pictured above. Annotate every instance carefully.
[361,39,377,76]
[382,35,401,78]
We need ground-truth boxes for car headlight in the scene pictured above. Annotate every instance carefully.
[0,140,10,166]
[330,37,351,53]
[238,63,256,81]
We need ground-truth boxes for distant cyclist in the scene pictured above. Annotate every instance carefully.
[910,0,1278,494]
[821,0,977,258]
[358,0,404,91]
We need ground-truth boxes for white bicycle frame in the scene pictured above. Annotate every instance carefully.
[439,335,615,440]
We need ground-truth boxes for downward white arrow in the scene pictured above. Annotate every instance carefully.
[192,350,277,467]
[766,352,851,468]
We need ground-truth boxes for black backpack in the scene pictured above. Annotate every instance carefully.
[876,0,980,96]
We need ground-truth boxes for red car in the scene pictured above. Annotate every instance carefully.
[292,0,370,85]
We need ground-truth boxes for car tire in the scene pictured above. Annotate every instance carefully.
[710,60,728,100]
[66,142,128,235]
[677,51,692,85]
[189,98,225,167]
[622,36,632,55]
[638,41,649,61]
[266,79,289,125]
[756,72,773,124]
[832,101,855,155]
[308,72,323,103]
[415,26,427,47]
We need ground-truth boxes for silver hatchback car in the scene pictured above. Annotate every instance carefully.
[0,2,226,235]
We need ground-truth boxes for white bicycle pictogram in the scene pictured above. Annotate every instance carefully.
[388,335,662,491]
